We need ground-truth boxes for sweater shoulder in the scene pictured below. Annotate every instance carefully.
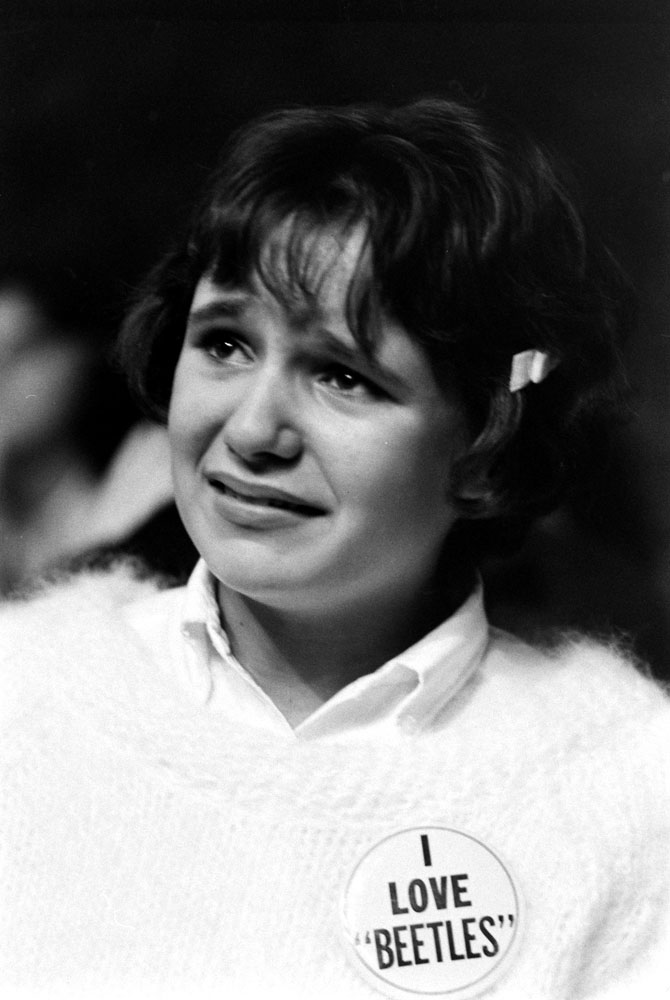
[476,627,670,750]
[0,564,170,728]
[0,562,165,637]
[489,627,668,701]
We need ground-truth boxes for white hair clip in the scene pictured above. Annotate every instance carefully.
[509,349,559,393]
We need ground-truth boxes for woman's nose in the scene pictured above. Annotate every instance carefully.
[222,367,302,464]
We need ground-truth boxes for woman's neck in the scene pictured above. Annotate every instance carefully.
[215,570,471,727]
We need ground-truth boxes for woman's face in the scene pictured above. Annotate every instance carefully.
[168,226,466,616]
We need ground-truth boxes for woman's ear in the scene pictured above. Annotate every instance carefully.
[449,448,506,521]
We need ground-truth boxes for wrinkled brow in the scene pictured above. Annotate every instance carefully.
[189,281,323,331]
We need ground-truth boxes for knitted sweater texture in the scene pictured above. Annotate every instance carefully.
[1,570,669,1000]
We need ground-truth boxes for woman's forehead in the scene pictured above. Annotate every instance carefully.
[202,219,373,329]
[189,270,357,340]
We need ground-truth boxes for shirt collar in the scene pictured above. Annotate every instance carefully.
[180,558,489,735]
[373,581,489,728]
[181,557,231,653]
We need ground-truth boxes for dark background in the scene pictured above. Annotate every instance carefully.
[1,3,669,674]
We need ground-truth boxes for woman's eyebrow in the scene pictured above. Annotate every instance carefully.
[187,295,250,324]
[315,327,405,389]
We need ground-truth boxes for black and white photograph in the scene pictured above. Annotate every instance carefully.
[1,4,669,998]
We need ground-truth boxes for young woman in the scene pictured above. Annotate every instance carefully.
[2,98,669,1000]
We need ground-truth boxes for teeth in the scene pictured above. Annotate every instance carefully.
[226,485,273,506]
[223,485,301,512]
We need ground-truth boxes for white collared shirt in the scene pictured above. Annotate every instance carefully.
[125,558,490,741]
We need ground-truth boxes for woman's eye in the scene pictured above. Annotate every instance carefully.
[321,365,382,398]
[199,331,248,363]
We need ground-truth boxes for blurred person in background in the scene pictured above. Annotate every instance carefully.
[0,265,193,594]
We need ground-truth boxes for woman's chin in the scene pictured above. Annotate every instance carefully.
[209,553,324,608]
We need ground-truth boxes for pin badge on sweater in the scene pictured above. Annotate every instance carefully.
[341,827,522,998]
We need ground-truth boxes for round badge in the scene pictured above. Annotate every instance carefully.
[341,827,521,999]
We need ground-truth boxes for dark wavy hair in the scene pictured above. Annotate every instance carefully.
[117,97,630,559]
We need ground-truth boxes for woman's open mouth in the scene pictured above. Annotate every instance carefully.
[207,474,327,518]
[216,482,322,516]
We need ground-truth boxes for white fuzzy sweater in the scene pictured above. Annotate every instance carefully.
[1,569,669,1000]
